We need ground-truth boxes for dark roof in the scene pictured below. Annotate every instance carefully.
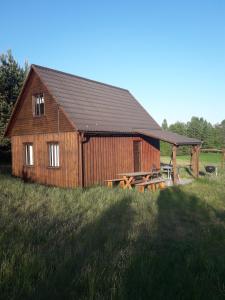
[5,64,202,146]
[33,64,161,132]
[137,129,202,146]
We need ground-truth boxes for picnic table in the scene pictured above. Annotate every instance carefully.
[117,171,160,189]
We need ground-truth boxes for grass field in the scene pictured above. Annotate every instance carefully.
[0,167,225,300]
[161,152,222,166]
[161,153,223,178]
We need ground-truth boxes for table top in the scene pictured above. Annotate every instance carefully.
[118,171,159,177]
[162,165,173,170]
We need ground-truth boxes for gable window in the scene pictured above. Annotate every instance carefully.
[24,143,34,166]
[33,93,44,116]
[48,143,60,167]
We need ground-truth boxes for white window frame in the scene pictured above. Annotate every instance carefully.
[33,93,45,116]
[48,143,60,167]
[24,143,34,166]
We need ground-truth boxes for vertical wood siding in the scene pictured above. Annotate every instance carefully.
[7,70,74,136]
[11,132,78,188]
[83,135,160,186]
[7,69,161,189]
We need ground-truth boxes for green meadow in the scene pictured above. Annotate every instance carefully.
[0,164,225,299]
[161,152,222,166]
[161,153,223,178]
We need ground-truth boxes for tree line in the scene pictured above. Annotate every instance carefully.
[161,117,225,156]
[0,50,224,160]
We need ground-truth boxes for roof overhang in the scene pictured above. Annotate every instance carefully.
[79,129,202,146]
[136,129,202,146]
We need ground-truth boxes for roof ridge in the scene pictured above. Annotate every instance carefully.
[32,64,129,92]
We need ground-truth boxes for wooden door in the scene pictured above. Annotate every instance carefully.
[133,141,141,172]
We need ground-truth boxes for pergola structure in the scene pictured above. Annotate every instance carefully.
[137,129,202,184]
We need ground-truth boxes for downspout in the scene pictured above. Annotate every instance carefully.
[57,105,60,133]
[79,132,89,188]
[78,133,84,187]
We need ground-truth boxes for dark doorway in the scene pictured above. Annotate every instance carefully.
[133,141,141,172]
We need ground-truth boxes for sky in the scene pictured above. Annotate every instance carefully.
[1,0,225,125]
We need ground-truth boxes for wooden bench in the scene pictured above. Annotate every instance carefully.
[105,179,124,188]
[132,179,145,185]
[135,178,166,193]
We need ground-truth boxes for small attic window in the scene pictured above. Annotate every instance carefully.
[33,93,44,116]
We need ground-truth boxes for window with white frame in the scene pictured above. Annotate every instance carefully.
[48,143,60,167]
[24,143,34,166]
[33,93,44,116]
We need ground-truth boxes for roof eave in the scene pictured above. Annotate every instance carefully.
[77,130,202,146]
[136,130,202,146]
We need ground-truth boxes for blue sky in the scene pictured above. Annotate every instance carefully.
[1,0,225,125]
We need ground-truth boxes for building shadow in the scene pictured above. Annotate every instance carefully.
[1,186,225,300]
[0,164,12,175]
[121,187,225,300]
[1,193,137,300]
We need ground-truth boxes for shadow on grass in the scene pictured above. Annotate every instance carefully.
[199,170,207,176]
[38,195,136,300]
[0,164,12,175]
[184,166,194,177]
[0,193,136,300]
[122,187,225,300]
[1,184,225,299]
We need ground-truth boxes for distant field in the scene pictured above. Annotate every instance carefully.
[161,152,222,166]
[161,152,223,178]
[0,169,225,299]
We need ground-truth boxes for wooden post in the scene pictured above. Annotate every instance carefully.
[222,149,225,169]
[192,145,200,178]
[196,145,200,178]
[172,145,178,184]
[191,146,196,177]
[190,147,194,171]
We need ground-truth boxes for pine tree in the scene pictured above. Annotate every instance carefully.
[0,97,12,147]
[162,119,168,130]
[0,50,28,151]
[218,120,225,148]
[161,119,171,156]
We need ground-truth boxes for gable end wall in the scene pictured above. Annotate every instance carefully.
[7,70,74,136]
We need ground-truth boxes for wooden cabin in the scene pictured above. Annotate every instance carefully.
[5,65,201,187]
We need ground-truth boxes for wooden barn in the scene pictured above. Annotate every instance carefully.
[5,65,201,188]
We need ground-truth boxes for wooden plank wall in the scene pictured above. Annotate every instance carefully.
[7,70,74,136]
[11,132,78,188]
[82,135,160,186]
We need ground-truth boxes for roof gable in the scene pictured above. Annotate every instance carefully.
[32,64,161,133]
[4,67,75,137]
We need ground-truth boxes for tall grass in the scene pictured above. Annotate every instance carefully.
[0,171,225,299]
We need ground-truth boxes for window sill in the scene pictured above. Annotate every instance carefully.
[47,166,61,170]
[33,115,46,118]
[23,165,34,168]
